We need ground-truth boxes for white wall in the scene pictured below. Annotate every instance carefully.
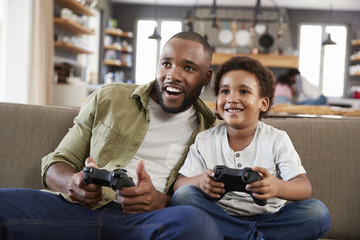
[0,0,32,103]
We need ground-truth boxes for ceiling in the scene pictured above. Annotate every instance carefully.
[109,0,360,11]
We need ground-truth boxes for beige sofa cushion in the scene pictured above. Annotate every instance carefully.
[264,117,360,239]
[0,102,79,189]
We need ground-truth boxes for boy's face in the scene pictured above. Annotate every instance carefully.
[153,38,212,113]
[216,70,269,130]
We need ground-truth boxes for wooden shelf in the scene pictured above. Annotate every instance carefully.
[351,39,360,46]
[211,53,299,68]
[54,0,94,16]
[103,59,131,67]
[350,73,360,77]
[54,41,92,54]
[350,55,360,61]
[104,45,132,53]
[54,18,94,35]
[104,28,133,38]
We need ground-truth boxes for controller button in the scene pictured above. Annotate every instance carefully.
[235,153,240,157]
[237,163,242,168]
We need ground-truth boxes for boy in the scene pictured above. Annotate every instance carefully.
[171,56,330,240]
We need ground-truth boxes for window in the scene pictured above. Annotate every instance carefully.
[298,24,347,97]
[135,19,182,85]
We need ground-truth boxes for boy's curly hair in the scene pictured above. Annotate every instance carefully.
[214,56,275,119]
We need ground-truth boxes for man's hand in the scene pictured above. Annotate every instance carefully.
[115,159,170,214]
[67,158,104,208]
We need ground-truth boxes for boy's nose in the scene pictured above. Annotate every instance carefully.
[227,93,240,103]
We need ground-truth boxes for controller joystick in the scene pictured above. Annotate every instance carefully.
[212,165,267,206]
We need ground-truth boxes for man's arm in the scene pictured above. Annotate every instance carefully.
[45,158,104,208]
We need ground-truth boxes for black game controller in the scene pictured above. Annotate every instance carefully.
[83,166,135,190]
[212,165,267,206]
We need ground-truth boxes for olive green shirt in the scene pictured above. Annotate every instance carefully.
[41,81,219,209]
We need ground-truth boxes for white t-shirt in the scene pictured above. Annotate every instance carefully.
[179,121,306,216]
[126,98,198,193]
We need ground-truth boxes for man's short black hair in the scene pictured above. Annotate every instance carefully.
[168,31,213,65]
[286,68,300,77]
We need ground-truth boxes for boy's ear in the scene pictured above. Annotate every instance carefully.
[260,97,270,112]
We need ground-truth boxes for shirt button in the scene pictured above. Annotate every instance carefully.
[115,164,121,167]
[133,142,139,147]
[237,163,242,168]
[146,119,150,123]
[105,195,111,201]
[235,153,240,157]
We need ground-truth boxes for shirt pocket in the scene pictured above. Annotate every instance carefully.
[91,122,121,167]
[165,144,187,170]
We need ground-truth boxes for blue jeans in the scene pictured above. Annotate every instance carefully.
[0,188,223,240]
[296,95,327,105]
[171,185,330,240]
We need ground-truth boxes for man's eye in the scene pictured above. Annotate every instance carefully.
[162,62,171,67]
[185,66,195,71]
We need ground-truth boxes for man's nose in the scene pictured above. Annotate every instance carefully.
[166,67,182,81]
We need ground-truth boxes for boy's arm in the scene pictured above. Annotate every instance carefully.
[174,172,225,199]
[248,167,312,201]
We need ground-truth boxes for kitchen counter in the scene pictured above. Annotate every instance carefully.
[211,53,299,68]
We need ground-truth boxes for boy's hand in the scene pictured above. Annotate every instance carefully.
[198,169,225,199]
[245,166,281,200]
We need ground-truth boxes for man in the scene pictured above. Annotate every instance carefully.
[0,32,222,239]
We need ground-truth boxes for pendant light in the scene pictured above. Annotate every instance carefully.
[148,0,162,40]
[322,4,336,46]
[254,0,262,26]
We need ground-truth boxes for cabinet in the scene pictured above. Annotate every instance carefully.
[350,39,360,77]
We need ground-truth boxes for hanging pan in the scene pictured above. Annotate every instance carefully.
[259,25,274,53]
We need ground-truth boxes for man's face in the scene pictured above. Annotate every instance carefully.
[153,38,212,113]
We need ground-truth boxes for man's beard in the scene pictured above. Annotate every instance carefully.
[155,80,204,114]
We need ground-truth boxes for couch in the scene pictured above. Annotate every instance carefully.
[1,102,359,239]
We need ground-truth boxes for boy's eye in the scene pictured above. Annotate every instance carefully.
[220,89,229,94]
[240,90,249,94]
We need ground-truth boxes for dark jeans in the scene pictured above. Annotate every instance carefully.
[171,185,331,240]
[0,188,223,240]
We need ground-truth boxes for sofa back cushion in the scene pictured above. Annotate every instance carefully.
[264,117,360,239]
[0,102,79,189]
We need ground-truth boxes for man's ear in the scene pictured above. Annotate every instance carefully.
[260,97,270,112]
[204,68,213,86]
